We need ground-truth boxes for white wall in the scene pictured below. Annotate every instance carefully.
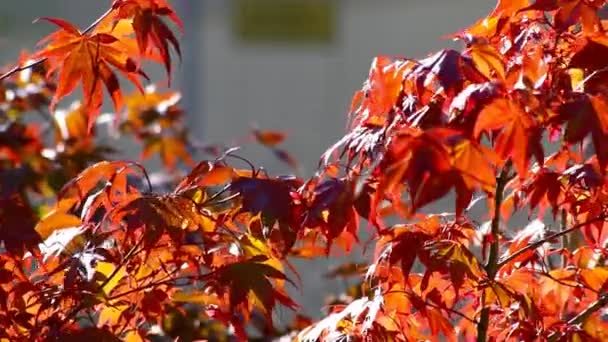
[191,0,493,176]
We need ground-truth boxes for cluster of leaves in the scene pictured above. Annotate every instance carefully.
[305,0,608,340]
[3,0,608,341]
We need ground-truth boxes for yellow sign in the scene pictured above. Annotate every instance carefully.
[233,0,335,44]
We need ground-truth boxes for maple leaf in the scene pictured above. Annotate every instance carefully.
[0,122,42,163]
[35,208,84,261]
[510,44,549,91]
[112,0,183,80]
[174,161,235,192]
[141,133,194,171]
[53,102,91,143]
[302,178,361,252]
[522,168,563,218]
[0,191,40,256]
[521,0,605,33]
[121,85,183,132]
[449,82,501,126]
[560,94,608,171]
[109,194,213,246]
[58,327,122,342]
[373,222,436,283]
[253,128,286,147]
[455,0,531,38]
[96,261,127,298]
[32,18,146,131]
[230,175,302,224]
[421,240,483,296]
[474,97,543,177]
[203,257,297,324]
[411,49,482,100]
[466,41,506,81]
[379,128,498,215]
[58,161,150,222]
[355,56,409,125]
[297,290,386,341]
[569,37,608,76]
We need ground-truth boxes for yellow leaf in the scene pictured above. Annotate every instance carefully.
[470,42,506,80]
[98,304,128,326]
[569,68,585,92]
[173,291,220,305]
[242,235,281,268]
[191,189,206,204]
[124,331,144,342]
[241,234,285,289]
[96,261,126,297]
[35,211,82,240]
[461,15,501,38]
[484,282,511,308]
[581,268,608,292]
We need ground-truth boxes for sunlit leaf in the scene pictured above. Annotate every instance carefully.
[467,41,505,80]
[33,18,146,131]
[96,261,127,297]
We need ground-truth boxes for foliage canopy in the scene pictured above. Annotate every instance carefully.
[2,0,608,341]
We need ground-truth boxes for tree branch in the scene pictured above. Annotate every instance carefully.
[547,293,608,341]
[560,209,568,268]
[53,235,144,332]
[0,59,46,82]
[496,214,607,270]
[477,161,511,342]
[82,7,113,34]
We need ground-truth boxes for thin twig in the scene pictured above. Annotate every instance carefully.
[496,214,607,270]
[108,274,205,302]
[426,299,479,324]
[0,59,46,82]
[547,294,608,341]
[574,66,608,92]
[82,7,113,34]
[55,234,144,331]
[0,6,113,83]
[560,209,568,269]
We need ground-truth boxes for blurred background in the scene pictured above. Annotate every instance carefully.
[0,0,494,321]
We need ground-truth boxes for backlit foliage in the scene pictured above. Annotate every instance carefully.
[2,0,608,341]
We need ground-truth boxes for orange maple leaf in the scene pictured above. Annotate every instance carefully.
[112,0,183,80]
[474,97,543,178]
[33,18,146,131]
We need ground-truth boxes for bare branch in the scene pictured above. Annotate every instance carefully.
[496,214,607,270]
[477,162,511,342]
[547,294,608,341]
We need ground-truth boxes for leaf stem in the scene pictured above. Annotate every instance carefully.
[477,162,510,342]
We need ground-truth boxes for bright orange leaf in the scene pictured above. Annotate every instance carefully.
[33,18,146,131]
